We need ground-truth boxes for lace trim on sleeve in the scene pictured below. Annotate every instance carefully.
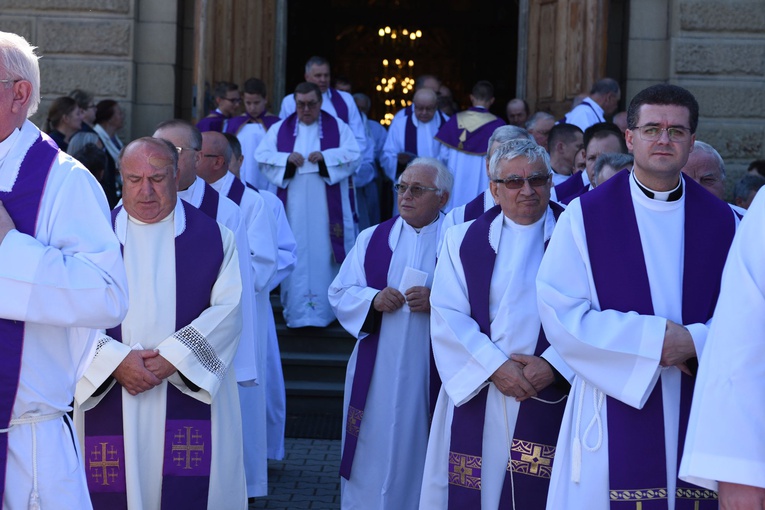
[172,325,227,381]
[94,335,113,359]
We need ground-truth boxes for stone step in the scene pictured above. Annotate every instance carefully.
[281,351,349,383]
[284,380,345,415]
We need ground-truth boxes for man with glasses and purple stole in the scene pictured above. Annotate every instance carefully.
[0,31,129,508]
[76,137,247,509]
[329,157,451,509]
[197,82,241,133]
[537,84,738,510]
[256,81,360,328]
[420,139,571,509]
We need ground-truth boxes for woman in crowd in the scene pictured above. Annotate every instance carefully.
[45,96,83,152]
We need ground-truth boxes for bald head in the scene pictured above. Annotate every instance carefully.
[413,88,438,123]
[506,98,529,127]
[120,137,179,224]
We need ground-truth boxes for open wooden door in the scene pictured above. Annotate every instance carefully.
[525,0,609,118]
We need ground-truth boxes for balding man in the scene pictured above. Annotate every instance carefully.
[681,140,726,200]
[76,137,247,509]
[329,158,452,509]
[506,98,530,127]
[526,111,556,151]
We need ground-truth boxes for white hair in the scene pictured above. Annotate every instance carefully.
[401,157,454,196]
[487,125,534,154]
[489,139,551,180]
[693,140,726,179]
[0,31,41,117]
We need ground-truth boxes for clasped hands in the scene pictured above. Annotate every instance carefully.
[491,354,555,402]
[287,151,324,167]
[373,286,430,313]
[113,349,177,396]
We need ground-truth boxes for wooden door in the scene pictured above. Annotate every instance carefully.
[525,0,609,118]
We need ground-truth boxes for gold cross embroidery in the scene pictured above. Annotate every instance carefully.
[452,456,473,486]
[89,442,120,486]
[520,445,551,475]
[171,426,205,469]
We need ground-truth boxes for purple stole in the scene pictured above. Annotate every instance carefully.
[225,111,280,135]
[580,171,733,509]
[0,132,58,503]
[226,177,245,206]
[196,110,227,133]
[434,107,506,155]
[463,191,489,222]
[554,170,589,205]
[404,110,447,155]
[85,201,224,510]
[327,88,349,124]
[448,204,566,510]
[197,182,220,219]
[339,217,397,480]
[276,111,349,263]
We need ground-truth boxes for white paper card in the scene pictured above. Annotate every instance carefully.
[398,266,428,293]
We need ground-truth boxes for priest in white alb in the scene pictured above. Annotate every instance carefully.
[329,158,452,509]
[256,81,360,328]
[421,139,571,510]
[75,138,247,510]
[537,84,737,510]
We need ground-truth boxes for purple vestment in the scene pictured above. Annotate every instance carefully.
[435,107,505,155]
[580,170,734,509]
[85,201,224,510]
[554,170,589,205]
[463,190,489,222]
[196,110,227,133]
[225,111,280,135]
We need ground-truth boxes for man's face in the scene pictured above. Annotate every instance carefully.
[83,102,97,125]
[560,131,584,168]
[604,90,621,116]
[413,96,437,123]
[421,77,440,93]
[681,150,725,199]
[490,156,551,225]
[506,101,528,127]
[120,143,179,224]
[529,118,555,151]
[295,91,321,125]
[305,64,331,93]
[153,126,200,191]
[217,89,241,117]
[244,93,267,118]
[585,134,624,184]
[397,165,448,228]
[596,164,621,187]
[626,104,695,184]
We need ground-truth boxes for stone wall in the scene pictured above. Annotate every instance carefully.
[0,0,179,142]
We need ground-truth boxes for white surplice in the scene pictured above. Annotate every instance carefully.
[420,207,569,509]
[75,200,247,510]
[210,172,279,497]
[329,215,442,510]
[679,189,765,491]
[381,112,445,182]
[256,118,360,328]
[238,122,276,193]
[438,188,494,248]
[0,120,128,509]
[536,174,737,510]
[438,143,489,212]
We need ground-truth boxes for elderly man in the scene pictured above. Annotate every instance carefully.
[553,122,626,205]
[506,98,530,127]
[197,81,241,133]
[382,88,446,184]
[76,137,247,509]
[198,130,278,498]
[560,78,621,131]
[329,157,452,509]
[681,140,726,200]
[592,152,634,187]
[421,139,570,509]
[537,84,737,510]
[679,189,765,508]
[436,80,506,211]
[0,31,128,508]
[526,111,556,151]
[256,81,360,328]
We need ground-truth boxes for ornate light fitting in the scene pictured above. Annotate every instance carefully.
[376,26,422,126]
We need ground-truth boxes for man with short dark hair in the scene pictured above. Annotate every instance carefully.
[547,123,584,185]
[436,80,506,210]
[197,81,241,133]
[506,98,530,127]
[560,78,621,131]
[256,82,360,328]
[732,174,765,210]
[538,83,738,510]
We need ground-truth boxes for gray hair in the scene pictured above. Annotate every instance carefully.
[693,140,726,179]
[401,157,453,196]
[733,174,765,203]
[525,111,555,130]
[0,31,41,117]
[489,139,551,180]
[305,56,330,73]
[487,125,534,155]
[593,152,634,182]
[353,93,371,114]
[68,131,100,156]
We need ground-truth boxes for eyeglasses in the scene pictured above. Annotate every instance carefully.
[202,154,221,159]
[394,183,439,198]
[296,100,319,110]
[634,125,691,143]
[492,173,551,189]
[0,79,20,86]
[175,146,200,154]
[222,97,241,104]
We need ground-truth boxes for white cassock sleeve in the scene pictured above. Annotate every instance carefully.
[241,188,279,293]
[322,122,360,185]
[430,224,509,407]
[680,189,765,491]
[380,117,406,182]
[327,226,380,340]
[0,152,128,328]
[536,202,667,409]
[261,190,297,291]
[254,124,290,187]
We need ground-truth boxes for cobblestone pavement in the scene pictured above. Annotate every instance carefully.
[249,438,341,509]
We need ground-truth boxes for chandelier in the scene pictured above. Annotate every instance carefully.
[375,26,422,126]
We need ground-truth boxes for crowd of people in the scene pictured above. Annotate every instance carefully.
[1,28,764,509]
